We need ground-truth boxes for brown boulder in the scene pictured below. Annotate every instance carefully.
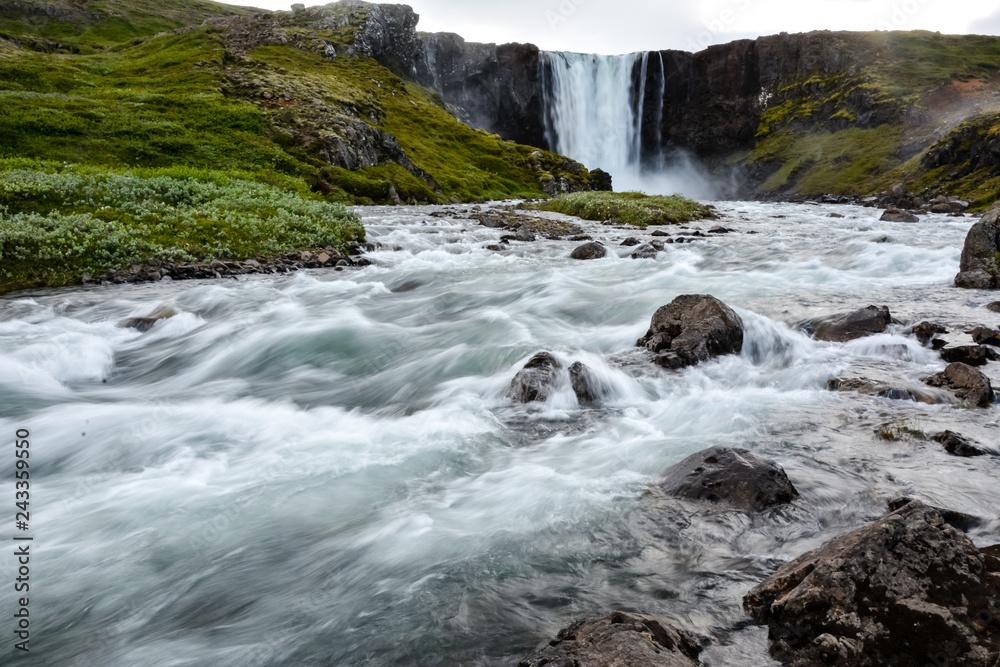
[637,295,744,370]
[924,362,995,407]
[659,446,798,511]
[518,611,703,667]
[813,305,892,342]
[744,500,1000,667]
[956,201,1000,289]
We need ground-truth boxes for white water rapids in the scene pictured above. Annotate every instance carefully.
[1,202,999,665]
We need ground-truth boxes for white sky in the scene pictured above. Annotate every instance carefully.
[231,0,1000,54]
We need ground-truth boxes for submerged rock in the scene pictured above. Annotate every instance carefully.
[637,295,744,370]
[570,241,606,260]
[925,362,995,407]
[659,446,798,511]
[932,431,989,457]
[956,201,1000,289]
[826,377,938,403]
[813,305,891,342]
[630,243,659,259]
[517,611,703,667]
[880,208,920,223]
[744,499,1000,667]
[116,306,178,333]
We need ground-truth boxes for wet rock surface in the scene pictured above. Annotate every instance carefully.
[826,377,940,403]
[932,431,990,457]
[637,295,744,370]
[116,306,178,333]
[880,208,920,223]
[941,345,991,366]
[744,499,1000,667]
[507,353,599,405]
[925,362,995,408]
[570,241,607,260]
[659,446,798,511]
[970,326,1000,347]
[956,202,1000,289]
[812,305,892,342]
[517,611,704,667]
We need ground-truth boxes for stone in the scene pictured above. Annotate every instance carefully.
[117,306,178,333]
[660,446,798,511]
[651,230,672,237]
[813,305,892,342]
[986,302,1000,313]
[589,168,613,192]
[570,242,606,260]
[744,500,1000,667]
[970,326,1000,347]
[630,243,659,259]
[931,431,989,457]
[925,362,995,407]
[708,225,731,233]
[930,202,953,214]
[387,183,402,206]
[912,321,947,345]
[880,208,920,223]
[890,181,907,198]
[941,345,989,366]
[620,237,641,246]
[637,295,744,370]
[826,377,931,403]
[507,353,597,405]
[316,252,331,265]
[517,611,703,667]
[828,212,846,218]
[956,201,1000,289]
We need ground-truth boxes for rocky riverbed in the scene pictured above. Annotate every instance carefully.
[1,200,998,666]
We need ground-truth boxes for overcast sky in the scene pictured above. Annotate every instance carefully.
[230,0,1000,54]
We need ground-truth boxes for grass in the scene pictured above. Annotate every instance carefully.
[533,191,713,227]
[0,164,364,293]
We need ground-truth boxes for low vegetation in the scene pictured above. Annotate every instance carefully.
[533,191,713,227]
[0,164,364,293]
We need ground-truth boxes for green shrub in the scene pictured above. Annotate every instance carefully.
[0,167,365,292]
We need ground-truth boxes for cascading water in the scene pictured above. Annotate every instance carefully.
[541,51,716,197]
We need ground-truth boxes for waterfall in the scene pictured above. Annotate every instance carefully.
[540,51,717,198]
[541,51,647,184]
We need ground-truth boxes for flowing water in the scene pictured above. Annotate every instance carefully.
[2,202,999,666]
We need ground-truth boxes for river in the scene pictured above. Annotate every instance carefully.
[1,201,998,666]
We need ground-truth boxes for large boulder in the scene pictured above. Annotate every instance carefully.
[955,201,1000,289]
[659,446,798,511]
[506,353,599,405]
[970,326,1000,347]
[940,345,990,366]
[925,362,995,407]
[637,295,744,370]
[813,305,892,342]
[517,611,703,667]
[744,500,1000,667]
[570,241,607,260]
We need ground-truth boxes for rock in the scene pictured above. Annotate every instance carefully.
[880,208,920,223]
[569,361,597,404]
[890,181,907,199]
[620,237,641,246]
[507,353,597,405]
[912,321,947,345]
[708,225,731,233]
[651,230,672,237]
[630,243,659,259]
[940,345,989,366]
[387,184,402,206]
[813,305,892,342]
[637,295,744,370]
[507,352,561,403]
[828,212,845,218]
[659,446,798,511]
[826,377,930,403]
[589,169,614,192]
[931,431,989,457]
[925,362,995,407]
[514,226,536,242]
[987,302,1000,313]
[930,202,953,214]
[956,201,1000,289]
[970,326,1000,347]
[116,306,178,333]
[744,500,1000,667]
[570,242,606,260]
[517,611,703,667]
